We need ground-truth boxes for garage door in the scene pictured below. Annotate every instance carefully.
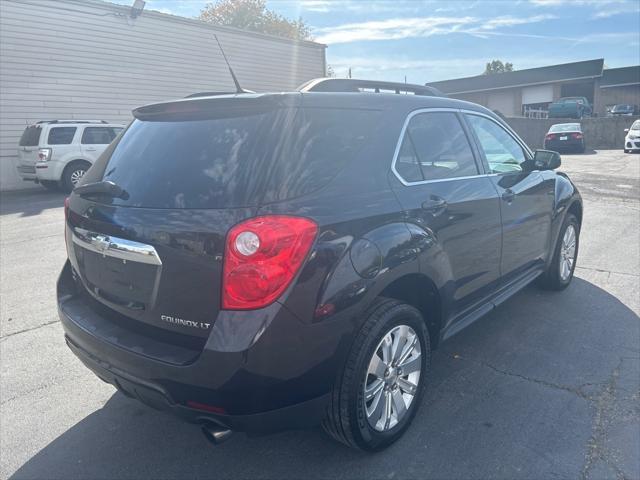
[522,85,553,105]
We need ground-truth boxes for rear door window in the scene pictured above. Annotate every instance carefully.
[81,127,121,144]
[19,126,42,147]
[98,106,381,209]
[47,127,77,145]
[394,111,479,183]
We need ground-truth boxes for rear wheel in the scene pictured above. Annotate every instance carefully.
[61,161,91,193]
[322,298,430,451]
[538,213,579,290]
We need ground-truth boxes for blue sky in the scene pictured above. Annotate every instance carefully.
[115,0,640,82]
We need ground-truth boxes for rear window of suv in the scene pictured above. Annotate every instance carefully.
[98,106,381,209]
[19,126,42,146]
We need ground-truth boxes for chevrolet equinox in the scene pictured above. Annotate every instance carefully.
[58,78,583,451]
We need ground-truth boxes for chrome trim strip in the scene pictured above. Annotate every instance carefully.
[72,228,162,266]
[390,107,533,187]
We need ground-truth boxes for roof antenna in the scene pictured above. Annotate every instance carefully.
[214,34,247,94]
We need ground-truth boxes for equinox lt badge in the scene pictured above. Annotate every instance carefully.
[160,314,210,330]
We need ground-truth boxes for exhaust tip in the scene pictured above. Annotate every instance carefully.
[201,422,233,445]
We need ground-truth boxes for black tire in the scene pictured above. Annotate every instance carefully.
[322,298,430,451]
[538,213,580,291]
[61,160,91,193]
[40,180,59,191]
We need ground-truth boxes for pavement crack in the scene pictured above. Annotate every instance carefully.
[451,354,590,398]
[575,266,640,278]
[452,354,634,479]
[0,319,60,341]
[481,362,590,398]
[580,357,626,480]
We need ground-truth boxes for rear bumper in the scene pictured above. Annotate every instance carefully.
[65,334,330,433]
[58,261,347,433]
[35,160,65,181]
[16,163,37,181]
[544,139,584,152]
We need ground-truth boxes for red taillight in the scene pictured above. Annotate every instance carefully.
[222,215,318,310]
[545,134,556,141]
[38,148,51,161]
[571,132,583,139]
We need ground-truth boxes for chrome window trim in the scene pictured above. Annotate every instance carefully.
[390,107,533,187]
[72,228,162,266]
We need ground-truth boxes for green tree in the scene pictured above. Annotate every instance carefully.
[483,60,514,75]
[199,0,311,41]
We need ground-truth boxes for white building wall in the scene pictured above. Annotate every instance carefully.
[0,0,326,190]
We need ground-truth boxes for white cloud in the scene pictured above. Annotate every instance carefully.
[316,16,485,43]
[592,3,639,18]
[315,13,558,44]
[530,0,638,19]
[298,0,332,12]
[481,14,557,30]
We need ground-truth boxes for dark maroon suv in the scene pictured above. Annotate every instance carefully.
[58,79,583,451]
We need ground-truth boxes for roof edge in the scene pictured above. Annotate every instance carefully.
[427,58,604,88]
[441,74,604,95]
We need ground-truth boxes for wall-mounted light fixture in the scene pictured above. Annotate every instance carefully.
[130,0,145,18]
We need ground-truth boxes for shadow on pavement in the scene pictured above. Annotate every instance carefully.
[0,189,66,217]
[10,278,640,480]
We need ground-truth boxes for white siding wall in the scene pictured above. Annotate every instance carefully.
[0,0,326,190]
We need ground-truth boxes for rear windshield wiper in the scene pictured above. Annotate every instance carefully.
[74,180,129,200]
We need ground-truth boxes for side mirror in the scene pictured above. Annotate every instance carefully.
[624,128,630,133]
[534,149,561,170]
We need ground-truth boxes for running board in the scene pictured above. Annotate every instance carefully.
[442,268,543,341]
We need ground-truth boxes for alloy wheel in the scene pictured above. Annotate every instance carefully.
[559,224,576,281]
[364,324,421,432]
[70,168,86,186]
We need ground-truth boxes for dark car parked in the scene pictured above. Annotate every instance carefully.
[544,123,586,153]
[59,79,583,451]
[610,104,638,116]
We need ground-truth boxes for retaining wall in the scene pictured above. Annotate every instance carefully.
[505,116,639,151]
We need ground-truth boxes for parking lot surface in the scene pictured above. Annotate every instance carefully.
[1,150,638,480]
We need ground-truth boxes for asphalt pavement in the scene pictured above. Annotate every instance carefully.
[1,150,638,480]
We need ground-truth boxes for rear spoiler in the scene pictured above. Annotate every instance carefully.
[132,94,294,120]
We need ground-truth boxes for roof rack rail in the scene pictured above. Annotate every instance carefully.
[35,119,109,124]
[298,78,444,97]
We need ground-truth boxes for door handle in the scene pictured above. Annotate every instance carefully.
[85,147,97,152]
[421,195,447,214]
[501,189,515,203]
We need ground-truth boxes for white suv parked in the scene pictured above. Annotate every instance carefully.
[17,120,124,192]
